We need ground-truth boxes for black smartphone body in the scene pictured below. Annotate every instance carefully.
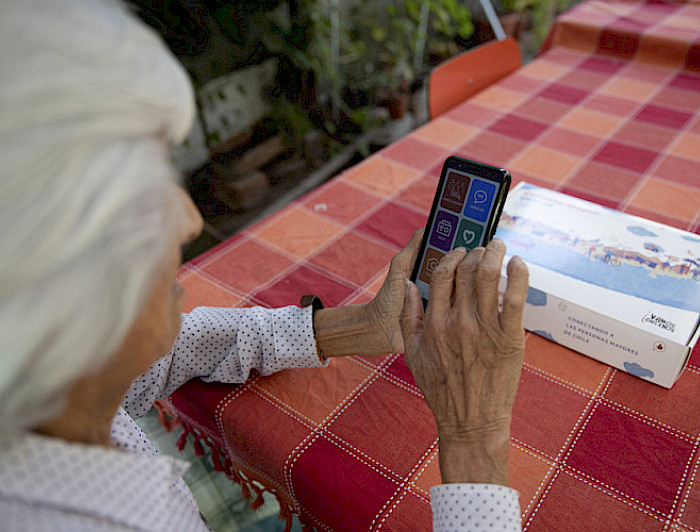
[410,156,511,306]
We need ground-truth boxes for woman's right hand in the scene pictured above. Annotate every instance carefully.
[399,239,529,485]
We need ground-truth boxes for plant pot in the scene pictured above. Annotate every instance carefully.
[471,13,529,44]
[499,12,530,40]
[380,92,410,120]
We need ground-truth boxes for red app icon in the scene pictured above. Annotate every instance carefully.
[440,170,470,213]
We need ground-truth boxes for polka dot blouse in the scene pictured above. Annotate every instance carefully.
[431,484,521,531]
[123,306,325,419]
[0,305,521,531]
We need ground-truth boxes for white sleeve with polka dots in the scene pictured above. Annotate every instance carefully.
[123,305,324,419]
[430,484,521,531]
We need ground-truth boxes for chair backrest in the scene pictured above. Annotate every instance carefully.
[428,37,522,119]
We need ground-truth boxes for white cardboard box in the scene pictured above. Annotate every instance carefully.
[496,183,700,388]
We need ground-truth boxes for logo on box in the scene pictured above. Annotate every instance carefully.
[642,312,676,333]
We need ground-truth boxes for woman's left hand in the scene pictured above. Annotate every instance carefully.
[312,228,423,358]
[365,228,424,354]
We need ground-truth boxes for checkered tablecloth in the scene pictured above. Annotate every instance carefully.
[542,0,700,71]
[167,1,700,530]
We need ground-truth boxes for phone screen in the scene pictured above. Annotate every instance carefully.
[411,156,511,304]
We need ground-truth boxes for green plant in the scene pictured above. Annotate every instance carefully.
[347,0,473,94]
[417,0,473,63]
[203,1,474,146]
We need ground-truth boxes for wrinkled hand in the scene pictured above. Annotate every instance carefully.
[400,239,529,485]
[365,228,424,354]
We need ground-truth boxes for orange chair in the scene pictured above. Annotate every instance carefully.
[428,37,522,119]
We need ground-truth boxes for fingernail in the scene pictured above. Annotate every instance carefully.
[404,279,410,297]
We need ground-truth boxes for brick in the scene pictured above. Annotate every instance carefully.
[214,170,270,211]
[212,134,286,177]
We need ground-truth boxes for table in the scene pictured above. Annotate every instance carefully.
[165,1,700,530]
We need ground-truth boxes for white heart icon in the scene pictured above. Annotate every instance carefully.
[463,230,476,244]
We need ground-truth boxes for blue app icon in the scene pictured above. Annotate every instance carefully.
[429,210,458,251]
[464,179,496,222]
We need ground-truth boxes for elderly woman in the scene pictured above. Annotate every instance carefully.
[0,1,529,531]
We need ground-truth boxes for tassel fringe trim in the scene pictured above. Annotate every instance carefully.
[155,401,316,532]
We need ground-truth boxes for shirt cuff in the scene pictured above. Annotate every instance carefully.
[267,305,328,372]
[430,483,521,532]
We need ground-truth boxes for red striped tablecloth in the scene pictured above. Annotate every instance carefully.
[167,1,700,529]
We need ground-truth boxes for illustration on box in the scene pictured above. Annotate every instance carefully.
[495,183,700,384]
[497,184,700,312]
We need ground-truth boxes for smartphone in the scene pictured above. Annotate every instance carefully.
[410,156,511,306]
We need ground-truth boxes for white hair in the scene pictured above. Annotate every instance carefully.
[0,0,196,431]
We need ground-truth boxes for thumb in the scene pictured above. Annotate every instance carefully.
[400,279,424,355]
[390,228,425,279]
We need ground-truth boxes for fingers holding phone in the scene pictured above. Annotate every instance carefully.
[400,156,529,485]
[402,231,529,486]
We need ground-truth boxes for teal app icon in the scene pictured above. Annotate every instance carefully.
[455,219,484,251]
